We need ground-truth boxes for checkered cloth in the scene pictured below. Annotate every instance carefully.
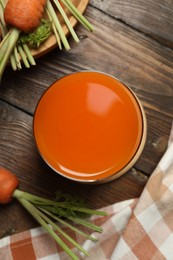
[1,124,173,260]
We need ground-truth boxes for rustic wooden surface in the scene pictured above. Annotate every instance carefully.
[0,0,173,238]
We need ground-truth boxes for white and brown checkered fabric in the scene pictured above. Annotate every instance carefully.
[1,124,173,259]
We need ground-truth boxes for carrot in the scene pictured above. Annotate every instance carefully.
[0,167,19,204]
[4,0,47,33]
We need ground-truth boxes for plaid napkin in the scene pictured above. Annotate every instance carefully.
[1,123,173,260]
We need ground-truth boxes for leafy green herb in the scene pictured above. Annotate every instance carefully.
[18,19,52,49]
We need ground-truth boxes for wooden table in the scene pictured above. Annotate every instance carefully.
[0,0,173,239]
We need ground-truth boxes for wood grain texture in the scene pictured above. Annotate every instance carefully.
[90,0,173,48]
[0,1,173,238]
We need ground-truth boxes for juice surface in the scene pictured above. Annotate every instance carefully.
[34,72,143,181]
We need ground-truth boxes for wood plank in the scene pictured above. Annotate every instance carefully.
[135,109,172,174]
[0,6,173,174]
[90,0,173,48]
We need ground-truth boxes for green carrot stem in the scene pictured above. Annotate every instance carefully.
[13,189,54,203]
[39,207,98,242]
[0,17,7,38]
[0,0,5,8]
[0,1,22,71]
[10,54,17,71]
[0,1,8,37]
[22,44,36,66]
[53,0,79,43]
[40,204,107,217]
[37,209,89,256]
[68,216,103,233]
[60,0,94,31]
[16,197,79,260]
[47,0,70,50]
[46,6,62,49]
[0,29,20,79]
[18,45,30,68]
[13,189,106,216]
[52,204,107,216]
[0,20,5,37]
[13,47,22,69]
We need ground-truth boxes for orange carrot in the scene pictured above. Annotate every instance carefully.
[4,0,47,33]
[0,167,19,204]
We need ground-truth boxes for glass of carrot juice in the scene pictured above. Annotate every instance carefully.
[33,71,147,183]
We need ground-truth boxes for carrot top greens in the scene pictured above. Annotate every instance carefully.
[13,189,106,259]
[18,19,52,49]
[0,167,106,259]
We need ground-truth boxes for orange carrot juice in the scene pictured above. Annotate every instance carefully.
[33,71,146,183]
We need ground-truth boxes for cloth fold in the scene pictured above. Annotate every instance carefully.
[1,124,173,260]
